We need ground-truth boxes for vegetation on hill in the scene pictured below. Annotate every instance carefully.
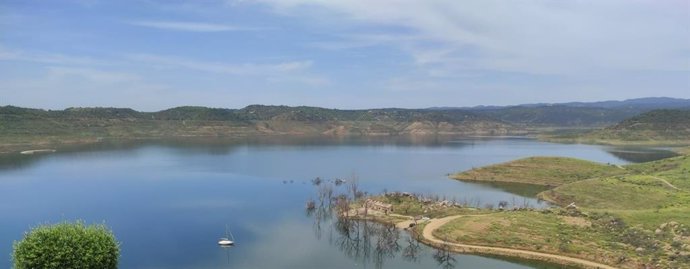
[442,153,690,268]
[0,105,522,152]
[451,157,626,186]
[544,109,690,145]
[454,97,690,127]
[470,106,636,127]
[2,98,689,152]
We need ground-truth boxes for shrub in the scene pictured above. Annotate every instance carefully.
[12,221,119,269]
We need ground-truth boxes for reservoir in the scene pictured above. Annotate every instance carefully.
[0,137,675,268]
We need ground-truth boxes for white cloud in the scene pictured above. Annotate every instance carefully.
[126,53,330,86]
[253,0,690,75]
[127,53,312,75]
[46,66,141,83]
[0,46,105,66]
[127,20,267,32]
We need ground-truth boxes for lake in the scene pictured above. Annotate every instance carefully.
[0,137,676,268]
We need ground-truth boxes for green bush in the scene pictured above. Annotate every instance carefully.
[12,221,119,269]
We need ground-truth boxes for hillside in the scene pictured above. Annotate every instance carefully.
[445,154,690,268]
[438,97,690,127]
[470,106,634,127]
[451,157,626,186]
[0,105,521,152]
[549,109,690,145]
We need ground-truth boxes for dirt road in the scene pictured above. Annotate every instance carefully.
[420,215,619,269]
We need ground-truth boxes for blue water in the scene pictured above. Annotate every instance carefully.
[0,137,673,268]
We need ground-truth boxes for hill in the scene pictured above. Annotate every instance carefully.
[547,109,690,145]
[434,97,690,127]
[451,157,626,186]
[470,106,634,127]
[444,153,690,268]
[0,105,521,152]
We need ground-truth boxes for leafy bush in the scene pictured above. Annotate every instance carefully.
[12,221,119,269]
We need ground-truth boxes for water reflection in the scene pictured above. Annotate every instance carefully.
[401,233,422,262]
[433,241,457,269]
[0,136,679,174]
[332,218,411,269]
[307,180,453,269]
[605,147,678,163]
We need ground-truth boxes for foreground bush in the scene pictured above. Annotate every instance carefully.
[12,221,119,269]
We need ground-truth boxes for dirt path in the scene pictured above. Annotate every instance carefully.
[651,176,681,191]
[420,215,619,269]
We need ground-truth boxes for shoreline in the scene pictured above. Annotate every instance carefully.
[415,215,618,269]
[2,133,687,156]
[351,212,617,269]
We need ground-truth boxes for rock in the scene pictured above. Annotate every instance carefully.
[635,247,645,253]
[655,228,663,235]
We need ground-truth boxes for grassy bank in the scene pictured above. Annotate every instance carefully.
[445,153,690,268]
[451,157,625,186]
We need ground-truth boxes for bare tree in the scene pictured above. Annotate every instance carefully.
[336,194,351,217]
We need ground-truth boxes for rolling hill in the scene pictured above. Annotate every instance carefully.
[0,105,522,152]
[546,109,690,145]
[436,97,690,127]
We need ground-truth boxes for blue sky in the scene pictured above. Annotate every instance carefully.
[1,0,688,111]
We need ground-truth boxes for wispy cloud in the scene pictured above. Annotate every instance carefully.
[0,46,105,66]
[126,53,330,86]
[46,66,141,83]
[127,20,267,32]
[255,0,689,75]
[127,53,312,75]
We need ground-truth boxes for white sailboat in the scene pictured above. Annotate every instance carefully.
[218,225,235,246]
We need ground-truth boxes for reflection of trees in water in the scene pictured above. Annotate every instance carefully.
[333,217,401,269]
[306,180,455,269]
[606,149,677,163]
[306,184,335,240]
[433,239,457,269]
[402,231,422,262]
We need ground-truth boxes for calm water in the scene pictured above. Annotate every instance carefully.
[0,137,675,268]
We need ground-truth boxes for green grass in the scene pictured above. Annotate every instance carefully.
[440,152,690,268]
[434,210,689,268]
[434,211,642,267]
[626,155,690,190]
[452,157,625,186]
[539,175,686,210]
[602,207,690,230]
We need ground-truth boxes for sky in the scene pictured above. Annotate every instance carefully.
[0,0,688,111]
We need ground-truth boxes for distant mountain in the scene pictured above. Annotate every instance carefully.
[552,97,690,109]
[429,97,690,127]
[430,97,690,110]
[0,105,523,151]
